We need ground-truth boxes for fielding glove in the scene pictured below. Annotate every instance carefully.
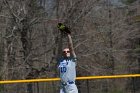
[57,23,71,34]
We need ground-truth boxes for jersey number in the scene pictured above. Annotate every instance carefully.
[60,67,67,73]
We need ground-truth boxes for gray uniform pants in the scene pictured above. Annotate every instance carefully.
[60,83,78,93]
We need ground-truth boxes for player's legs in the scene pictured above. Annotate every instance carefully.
[60,88,64,93]
[66,84,78,93]
[60,87,67,93]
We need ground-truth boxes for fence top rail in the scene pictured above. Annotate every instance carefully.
[0,74,140,84]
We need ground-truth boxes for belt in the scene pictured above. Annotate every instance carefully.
[61,81,74,86]
[68,81,74,84]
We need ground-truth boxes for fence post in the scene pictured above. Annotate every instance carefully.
[86,79,90,93]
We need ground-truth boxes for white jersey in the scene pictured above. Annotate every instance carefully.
[58,57,77,83]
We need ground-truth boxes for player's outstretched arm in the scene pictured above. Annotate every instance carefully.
[67,34,76,58]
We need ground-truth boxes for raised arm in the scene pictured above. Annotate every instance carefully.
[67,34,76,58]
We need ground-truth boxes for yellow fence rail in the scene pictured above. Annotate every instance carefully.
[0,74,140,84]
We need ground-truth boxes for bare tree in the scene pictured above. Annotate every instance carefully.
[0,0,139,93]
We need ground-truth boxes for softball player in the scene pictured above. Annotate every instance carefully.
[58,33,78,93]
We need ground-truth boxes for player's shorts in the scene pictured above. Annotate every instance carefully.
[60,81,78,93]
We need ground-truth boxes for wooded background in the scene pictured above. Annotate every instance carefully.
[0,0,140,93]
